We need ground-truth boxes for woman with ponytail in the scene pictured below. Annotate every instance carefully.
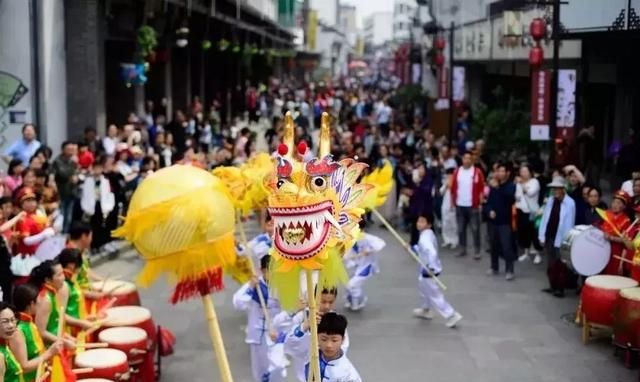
[57,249,94,338]
[8,284,62,382]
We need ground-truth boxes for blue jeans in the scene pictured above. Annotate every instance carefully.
[489,223,515,273]
[60,197,76,233]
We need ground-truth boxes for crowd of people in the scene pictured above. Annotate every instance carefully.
[1,76,640,381]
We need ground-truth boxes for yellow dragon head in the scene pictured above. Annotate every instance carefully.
[266,112,372,309]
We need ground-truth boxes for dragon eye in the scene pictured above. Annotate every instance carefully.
[310,176,327,192]
[277,179,285,189]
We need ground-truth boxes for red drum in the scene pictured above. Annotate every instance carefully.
[75,349,130,381]
[613,287,640,349]
[92,281,141,307]
[581,275,638,327]
[102,306,156,351]
[98,327,148,365]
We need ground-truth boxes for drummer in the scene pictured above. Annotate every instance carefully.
[58,248,98,338]
[0,302,24,382]
[599,190,632,275]
[12,187,56,285]
[9,284,63,382]
[66,222,105,289]
[625,203,640,282]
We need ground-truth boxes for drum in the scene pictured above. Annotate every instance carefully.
[75,349,130,381]
[98,327,148,365]
[102,306,156,350]
[613,287,640,349]
[581,275,638,326]
[560,225,611,276]
[91,280,141,307]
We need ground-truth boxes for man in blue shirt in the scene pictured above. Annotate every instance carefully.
[2,123,41,166]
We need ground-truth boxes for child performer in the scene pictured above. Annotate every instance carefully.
[286,287,350,382]
[232,255,287,382]
[9,284,63,382]
[412,213,463,328]
[304,312,361,382]
[345,220,385,311]
[12,187,56,284]
[242,214,274,265]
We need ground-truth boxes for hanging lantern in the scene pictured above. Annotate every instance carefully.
[529,18,546,41]
[434,52,445,67]
[529,44,544,67]
[434,37,446,51]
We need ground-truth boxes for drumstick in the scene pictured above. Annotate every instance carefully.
[82,319,108,336]
[72,368,95,374]
[130,348,147,355]
[35,370,50,382]
[87,297,117,320]
[76,342,109,349]
[614,255,635,265]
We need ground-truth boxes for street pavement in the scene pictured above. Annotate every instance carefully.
[93,219,637,382]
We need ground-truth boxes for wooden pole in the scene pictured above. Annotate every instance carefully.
[305,269,320,382]
[236,212,272,331]
[372,209,447,290]
[202,294,234,382]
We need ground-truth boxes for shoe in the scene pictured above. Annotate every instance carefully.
[533,254,542,265]
[351,296,367,311]
[344,300,351,309]
[552,290,565,298]
[441,242,450,249]
[505,272,515,281]
[456,251,467,257]
[412,308,434,320]
[473,253,482,260]
[518,254,529,262]
[486,269,499,276]
[446,312,463,328]
[451,244,458,250]
[541,288,553,294]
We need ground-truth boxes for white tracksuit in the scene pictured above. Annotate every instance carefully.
[304,352,362,382]
[233,279,291,382]
[414,229,455,319]
[345,233,385,307]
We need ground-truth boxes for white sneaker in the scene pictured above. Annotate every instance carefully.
[351,296,368,311]
[412,308,434,320]
[446,312,463,328]
[344,300,352,309]
[518,253,529,262]
[533,254,542,264]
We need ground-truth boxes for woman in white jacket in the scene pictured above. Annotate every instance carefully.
[515,164,542,264]
[80,156,116,254]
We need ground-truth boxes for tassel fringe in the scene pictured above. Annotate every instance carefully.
[170,268,224,304]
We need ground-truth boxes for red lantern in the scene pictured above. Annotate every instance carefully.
[434,37,446,51]
[529,45,544,67]
[434,53,445,67]
[530,18,546,41]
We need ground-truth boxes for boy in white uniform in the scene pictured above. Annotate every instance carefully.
[344,221,385,311]
[238,214,274,268]
[233,255,288,382]
[285,287,350,382]
[412,213,463,328]
[304,312,361,382]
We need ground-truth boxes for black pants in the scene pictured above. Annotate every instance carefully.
[456,207,481,254]
[489,223,515,273]
[89,202,111,250]
[0,274,12,303]
[516,210,542,251]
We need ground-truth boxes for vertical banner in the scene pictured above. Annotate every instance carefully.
[452,66,465,102]
[557,69,577,139]
[435,67,450,110]
[530,69,551,141]
[307,10,317,51]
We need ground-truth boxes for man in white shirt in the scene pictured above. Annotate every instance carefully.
[375,99,392,137]
[450,152,485,259]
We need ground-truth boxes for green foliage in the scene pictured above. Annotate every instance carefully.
[390,84,428,108]
[136,25,158,58]
[472,86,535,160]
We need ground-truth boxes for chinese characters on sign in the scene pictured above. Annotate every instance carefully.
[530,69,550,141]
[557,69,576,128]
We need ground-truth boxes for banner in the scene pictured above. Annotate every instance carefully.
[452,66,465,102]
[438,67,449,99]
[307,10,318,51]
[530,69,550,141]
[557,69,576,129]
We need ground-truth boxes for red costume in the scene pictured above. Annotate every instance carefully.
[598,191,632,275]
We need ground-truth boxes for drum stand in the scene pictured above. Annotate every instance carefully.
[581,314,613,344]
[613,343,640,369]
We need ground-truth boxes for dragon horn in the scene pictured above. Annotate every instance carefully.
[283,111,295,158]
[319,112,331,158]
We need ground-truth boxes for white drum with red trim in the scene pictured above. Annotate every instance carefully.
[102,306,156,350]
[98,327,148,364]
[75,348,130,381]
[92,280,141,307]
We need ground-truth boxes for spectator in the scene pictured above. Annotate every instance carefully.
[83,126,103,154]
[515,164,542,264]
[621,169,640,197]
[451,152,485,259]
[538,176,576,298]
[440,168,458,249]
[102,124,120,156]
[3,123,41,166]
[584,186,607,225]
[80,155,116,254]
[51,141,79,233]
[4,159,24,194]
[78,141,95,171]
[486,162,517,280]
[375,99,392,137]
[409,162,433,245]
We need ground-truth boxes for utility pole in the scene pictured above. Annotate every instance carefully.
[549,0,561,167]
